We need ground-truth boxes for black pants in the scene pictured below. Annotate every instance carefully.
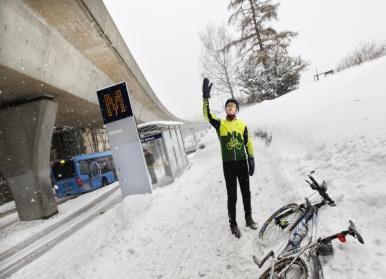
[223,160,252,227]
[147,166,158,184]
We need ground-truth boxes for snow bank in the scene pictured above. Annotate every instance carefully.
[239,56,386,278]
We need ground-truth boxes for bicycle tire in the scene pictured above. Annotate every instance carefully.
[259,203,303,243]
[259,256,311,279]
[311,254,324,279]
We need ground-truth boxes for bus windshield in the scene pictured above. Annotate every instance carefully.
[52,159,75,181]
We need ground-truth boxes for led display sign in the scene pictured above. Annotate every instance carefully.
[97,82,133,124]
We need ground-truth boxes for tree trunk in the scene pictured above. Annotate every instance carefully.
[248,0,268,69]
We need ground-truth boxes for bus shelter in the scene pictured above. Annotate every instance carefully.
[138,121,189,187]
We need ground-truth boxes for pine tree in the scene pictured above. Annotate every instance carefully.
[239,49,305,101]
[227,0,306,102]
[227,0,295,67]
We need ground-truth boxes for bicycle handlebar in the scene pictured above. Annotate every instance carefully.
[318,190,336,206]
[305,173,336,206]
[308,174,319,188]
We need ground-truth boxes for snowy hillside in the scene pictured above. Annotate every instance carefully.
[10,57,386,278]
[239,56,386,278]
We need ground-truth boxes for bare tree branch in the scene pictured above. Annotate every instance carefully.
[199,24,239,99]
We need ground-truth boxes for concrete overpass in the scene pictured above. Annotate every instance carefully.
[0,0,186,220]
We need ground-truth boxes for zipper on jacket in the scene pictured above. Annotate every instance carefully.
[232,122,236,160]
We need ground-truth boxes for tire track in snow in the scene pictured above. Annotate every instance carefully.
[170,179,222,278]
[153,168,221,278]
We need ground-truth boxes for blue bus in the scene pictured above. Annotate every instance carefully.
[51,151,117,198]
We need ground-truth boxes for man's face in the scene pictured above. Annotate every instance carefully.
[225,102,237,116]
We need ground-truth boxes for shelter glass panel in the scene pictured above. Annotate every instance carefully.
[170,128,184,175]
[176,128,188,169]
[162,130,178,178]
[142,134,173,187]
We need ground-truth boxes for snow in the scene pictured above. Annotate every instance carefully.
[7,57,386,278]
[137,121,184,128]
[0,183,119,254]
[0,201,15,215]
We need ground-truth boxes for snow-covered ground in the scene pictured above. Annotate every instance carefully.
[9,57,386,278]
[0,183,119,255]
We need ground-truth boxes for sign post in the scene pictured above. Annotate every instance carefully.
[97,82,152,197]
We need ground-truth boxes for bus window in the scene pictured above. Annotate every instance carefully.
[106,157,115,171]
[52,160,75,181]
[90,161,101,177]
[96,158,110,173]
[78,160,89,175]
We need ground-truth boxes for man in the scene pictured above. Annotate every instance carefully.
[143,148,158,184]
[202,78,258,238]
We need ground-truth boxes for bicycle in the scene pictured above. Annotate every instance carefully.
[254,171,364,278]
[258,171,336,244]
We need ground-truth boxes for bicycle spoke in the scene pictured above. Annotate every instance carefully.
[261,208,303,244]
[260,257,309,279]
[284,264,306,279]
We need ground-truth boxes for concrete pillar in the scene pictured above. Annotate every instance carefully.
[0,97,58,220]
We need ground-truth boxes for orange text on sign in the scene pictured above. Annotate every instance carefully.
[103,90,127,117]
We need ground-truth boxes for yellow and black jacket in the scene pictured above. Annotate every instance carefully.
[203,98,254,161]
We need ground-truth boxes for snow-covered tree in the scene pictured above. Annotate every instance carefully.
[226,0,295,66]
[239,48,306,101]
[226,0,306,102]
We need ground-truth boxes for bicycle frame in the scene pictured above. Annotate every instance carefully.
[258,207,321,279]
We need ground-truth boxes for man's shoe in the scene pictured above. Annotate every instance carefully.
[230,225,241,238]
[246,216,258,230]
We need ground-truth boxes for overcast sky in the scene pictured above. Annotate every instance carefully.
[103,0,386,120]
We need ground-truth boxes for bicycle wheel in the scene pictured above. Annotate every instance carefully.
[311,254,324,279]
[259,203,304,243]
[259,256,310,279]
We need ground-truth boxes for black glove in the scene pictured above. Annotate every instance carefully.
[248,157,255,176]
[202,77,213,99]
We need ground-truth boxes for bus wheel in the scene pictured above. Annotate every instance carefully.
[102,177,108,187]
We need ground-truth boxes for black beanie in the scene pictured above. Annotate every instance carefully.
[225,98,239,112]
